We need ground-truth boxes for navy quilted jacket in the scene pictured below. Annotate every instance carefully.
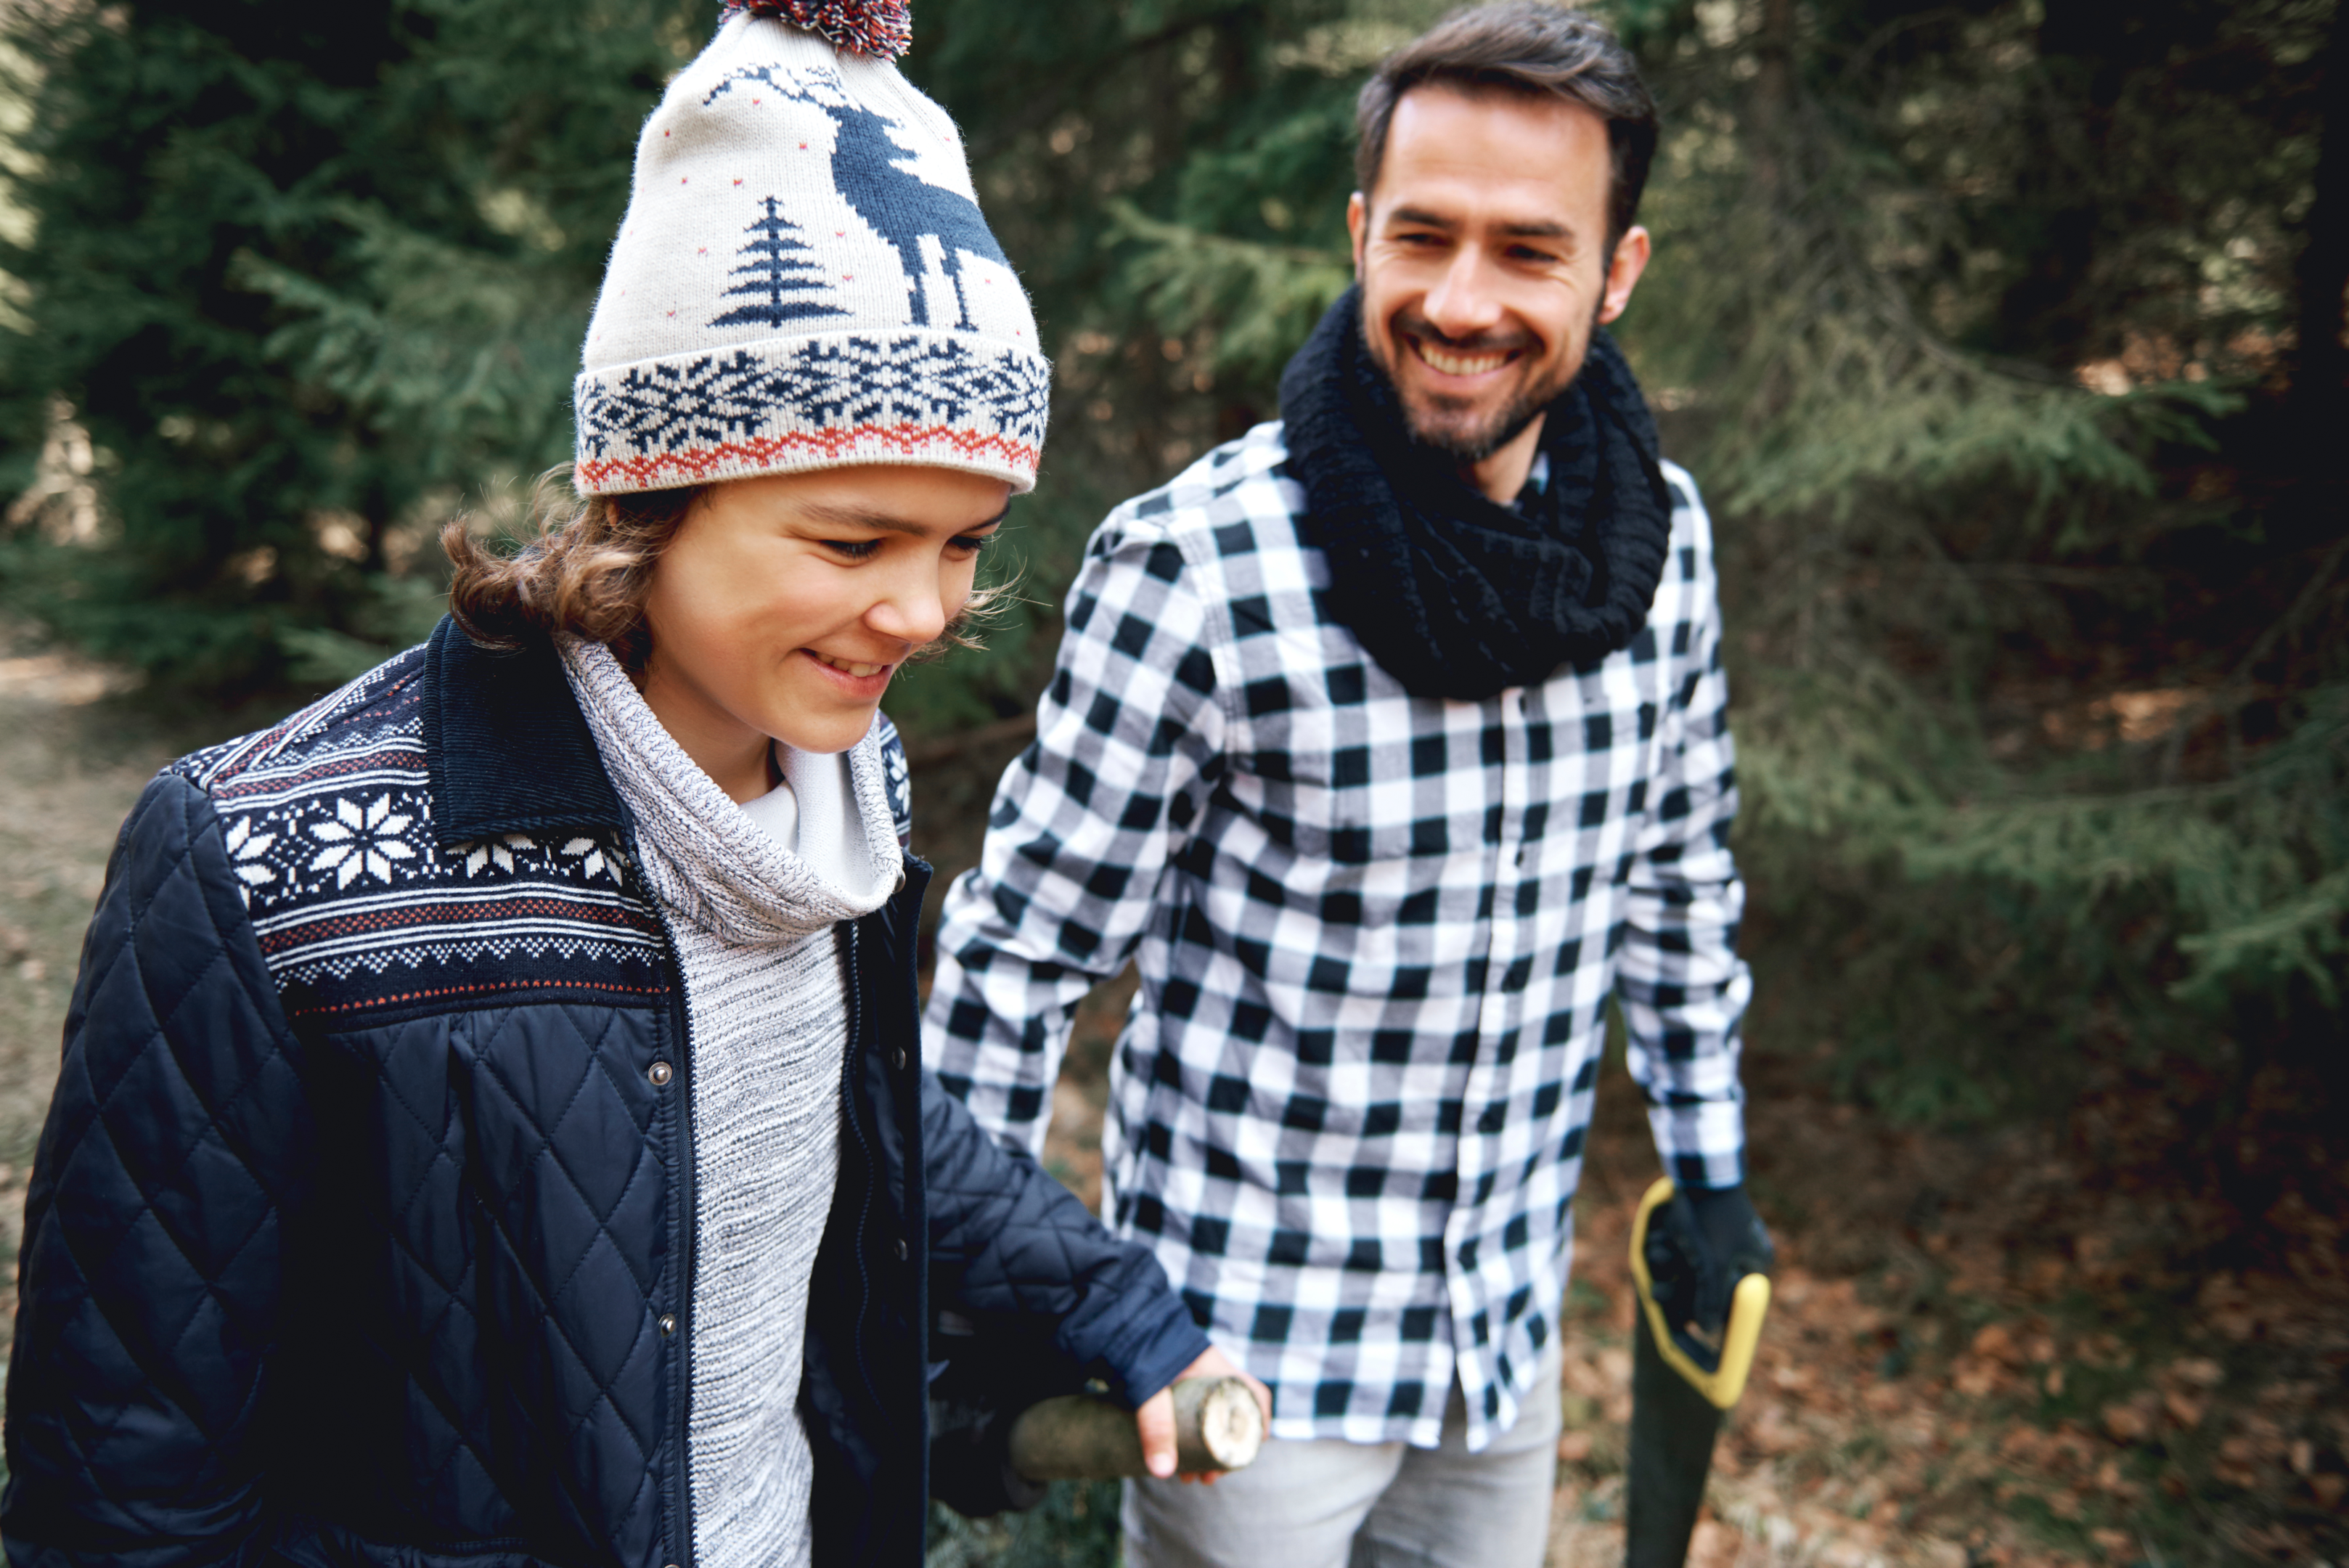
[3,620,1209,1568]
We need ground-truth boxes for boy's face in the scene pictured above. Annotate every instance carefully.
[640,464,1008,761]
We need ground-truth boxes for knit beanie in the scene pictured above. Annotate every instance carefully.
[573,0,1048,497]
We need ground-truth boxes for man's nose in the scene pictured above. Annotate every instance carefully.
[1420,248,1505,340]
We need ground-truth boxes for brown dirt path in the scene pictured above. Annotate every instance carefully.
[0,645,180,1317]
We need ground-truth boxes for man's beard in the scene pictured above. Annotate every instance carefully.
[1363,304,1601,464]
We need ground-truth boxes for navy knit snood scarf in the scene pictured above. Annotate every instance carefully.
[1278,286,1673,702]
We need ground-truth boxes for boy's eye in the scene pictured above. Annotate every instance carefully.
[824,539,883,560]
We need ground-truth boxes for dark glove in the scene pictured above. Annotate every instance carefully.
[927,1310,1068,1518]
[1641,1184,1773,1367]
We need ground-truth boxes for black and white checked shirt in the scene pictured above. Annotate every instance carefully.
[924,422,1751,1452]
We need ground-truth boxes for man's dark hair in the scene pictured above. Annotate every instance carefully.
[1355,2,1659,250]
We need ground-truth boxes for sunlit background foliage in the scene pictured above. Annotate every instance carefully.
[0,0,2340,1118]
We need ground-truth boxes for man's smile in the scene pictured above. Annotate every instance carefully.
[1405,332,1522,381]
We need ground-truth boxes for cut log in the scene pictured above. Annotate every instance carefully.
[1007,1376,1265,1482]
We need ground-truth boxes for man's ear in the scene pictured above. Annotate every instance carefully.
[1346,190,1368,278]
[1598,224,1652,325]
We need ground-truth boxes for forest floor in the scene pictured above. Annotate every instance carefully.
[0,649,2341,1565]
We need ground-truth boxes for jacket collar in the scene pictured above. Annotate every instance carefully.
[420,616,626,848]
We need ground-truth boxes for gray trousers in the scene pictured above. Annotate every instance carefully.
[1122,1352,1562,1568]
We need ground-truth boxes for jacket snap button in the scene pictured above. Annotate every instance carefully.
[894,1238,908,1262]
[891,1047,908,1071]
[658,1313,677,1336]
[648,1061,673,1087]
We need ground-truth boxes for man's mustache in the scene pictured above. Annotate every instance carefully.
[1394,316,1535,360]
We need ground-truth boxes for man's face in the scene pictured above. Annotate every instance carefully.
[1348,86,1650,464]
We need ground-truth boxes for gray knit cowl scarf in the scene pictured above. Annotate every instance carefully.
[559,637,899,942]
[1277,285,1673,702]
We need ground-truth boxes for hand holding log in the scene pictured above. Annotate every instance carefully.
[1008,1376,1267,1482]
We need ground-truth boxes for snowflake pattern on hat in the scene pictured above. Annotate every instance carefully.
[579,335,1047,492]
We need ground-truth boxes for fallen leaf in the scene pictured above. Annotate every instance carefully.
[1688,1519,1740,1568]
[2165,1357,2223,1389]
[2102,1397,2157,1445]
[1956,1360,2005,1397]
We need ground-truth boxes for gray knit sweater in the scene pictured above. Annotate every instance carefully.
[562,640,899,1568]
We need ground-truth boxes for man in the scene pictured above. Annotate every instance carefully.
[926,5,1766,1563]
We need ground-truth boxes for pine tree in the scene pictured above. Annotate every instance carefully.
[0,0,704,692]
[710,196,846,328]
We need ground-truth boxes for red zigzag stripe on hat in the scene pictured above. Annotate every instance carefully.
[722,0,912,60]
[578,424,1041,489]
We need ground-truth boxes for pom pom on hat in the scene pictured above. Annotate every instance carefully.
[722,0,912,60]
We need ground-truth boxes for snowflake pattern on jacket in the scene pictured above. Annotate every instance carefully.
[172,642,911,1024]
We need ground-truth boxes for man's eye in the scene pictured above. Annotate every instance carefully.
[824,539,882,560]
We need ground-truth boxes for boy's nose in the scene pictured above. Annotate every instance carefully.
[863,568,950,648]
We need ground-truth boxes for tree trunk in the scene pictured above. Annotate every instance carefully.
[1995,0,2137,368]
[2289,0,2349,434]
[1006,1376,1265,1482]
[1749,0,1797,198]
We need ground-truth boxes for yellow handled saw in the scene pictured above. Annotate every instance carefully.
[1624,1177,1773,1567]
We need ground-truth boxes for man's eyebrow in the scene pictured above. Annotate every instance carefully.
[1381,206,1577,243]
[1382,205,1458,231]
[796,499,1013,534]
